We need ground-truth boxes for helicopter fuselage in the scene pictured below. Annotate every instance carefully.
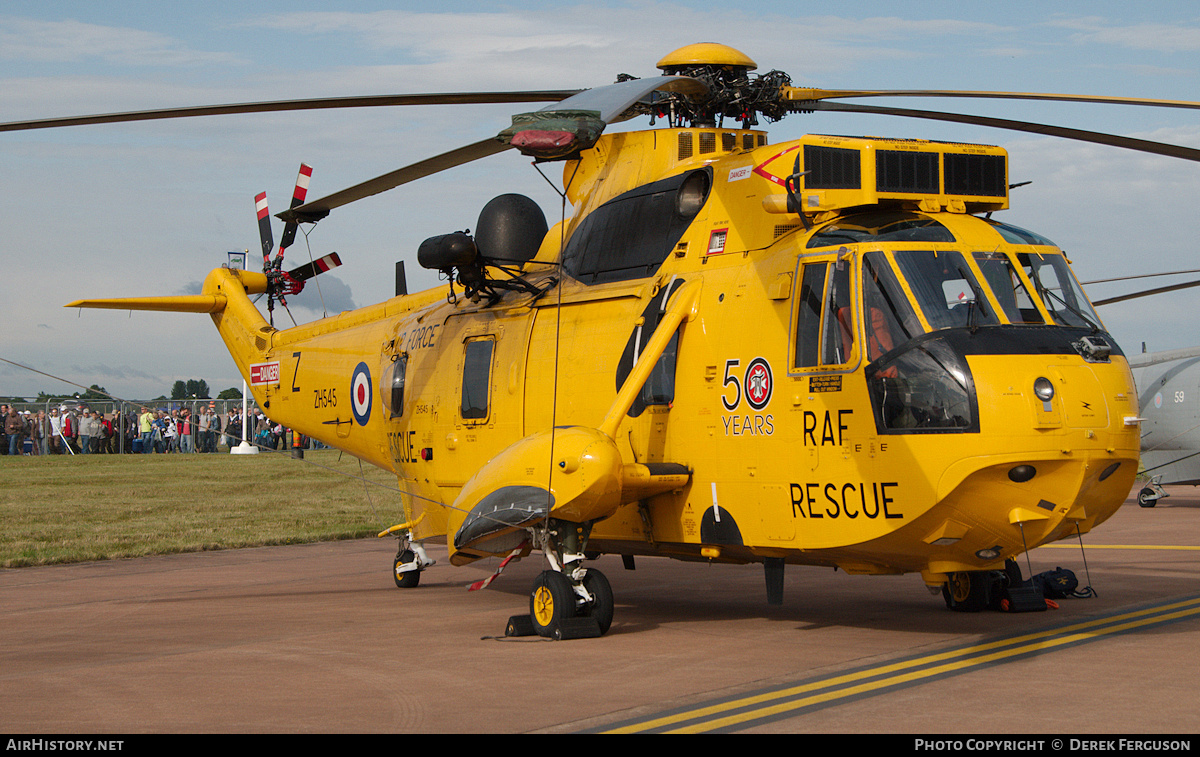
[200,126,1140,590]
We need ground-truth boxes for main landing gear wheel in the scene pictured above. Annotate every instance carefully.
[581,569,614,635]
[393,549,421,588]
[942,570,992,612]
[530,570,577,638]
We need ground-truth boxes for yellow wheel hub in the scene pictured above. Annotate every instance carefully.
[532,585,556,626]
[949,572,971,602]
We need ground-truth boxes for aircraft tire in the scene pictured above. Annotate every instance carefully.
[530,570,576,638]
[1137,488,1158,508]
[942,570,991,612]
[393,549,421,588]
[582,569,614,635]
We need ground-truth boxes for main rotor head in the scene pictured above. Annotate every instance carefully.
[649,43,791,128]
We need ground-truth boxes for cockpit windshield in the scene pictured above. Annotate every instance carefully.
[891,250,1000,331]
[973,251,1045,324]
[1019,251,1103,329]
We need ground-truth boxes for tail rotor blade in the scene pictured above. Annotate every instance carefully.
[255,191,274,269]
[288,252,342,283]
[278,163,313,254]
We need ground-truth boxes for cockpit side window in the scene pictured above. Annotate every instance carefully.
[862,252,922,361]
[794,256,858,371]
[794,263,827,369]
[892,250,999,331]
[821,260,854,365]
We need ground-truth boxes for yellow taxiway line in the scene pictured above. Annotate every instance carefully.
[599,595,1200,734]
[1040,544,1200,550]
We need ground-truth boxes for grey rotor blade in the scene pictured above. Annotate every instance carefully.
[1082,268,1200,286]
[809,101,1200,163]
[794,87,1200,112]
[0,91,581,133]
[283,76,709,223]
[536,75,707,123]
[1092,279,1200,307]
[278,138,512,224]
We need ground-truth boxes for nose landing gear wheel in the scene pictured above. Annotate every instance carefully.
[942,570,992,612]
[393,549,421,588]
[1137,487,1159,507]
[530,570,576,638]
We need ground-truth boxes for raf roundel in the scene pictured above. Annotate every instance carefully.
[351,362,373,425]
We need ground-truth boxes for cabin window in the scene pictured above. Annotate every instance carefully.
[562,169,710,284]
[793,257,856,370]
[461,337,494,421]
[867,339,976,433]
[821,260,854,365]
[385,354,408,418]
[617,279,686,418]
[641,330,679,407]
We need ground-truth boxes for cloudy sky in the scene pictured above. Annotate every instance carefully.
[3,0,1200,400]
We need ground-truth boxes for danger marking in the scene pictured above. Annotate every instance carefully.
[250,361,280,386]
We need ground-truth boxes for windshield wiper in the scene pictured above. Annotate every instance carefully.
[956,265,989,334]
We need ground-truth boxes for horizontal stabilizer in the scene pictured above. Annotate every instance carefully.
[67,267,270,316]
[65,295,227,313]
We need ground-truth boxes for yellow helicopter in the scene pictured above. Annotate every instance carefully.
[16,42,1200,638]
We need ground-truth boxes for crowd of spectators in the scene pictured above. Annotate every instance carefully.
[1,402,298,456]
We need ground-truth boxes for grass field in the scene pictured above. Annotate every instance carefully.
[0,449,402,568]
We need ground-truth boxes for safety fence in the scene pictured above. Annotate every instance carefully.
[0,397,297,456]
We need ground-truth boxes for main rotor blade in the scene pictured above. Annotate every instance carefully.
[283,77,710,223]
[1092,278,1200,307]
[278,138,511,224]
[537,75,707,122]
[0,91,581,133]
[808,101,1200,163]
[786,87,1200,112]
[1083,267,1200,286]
